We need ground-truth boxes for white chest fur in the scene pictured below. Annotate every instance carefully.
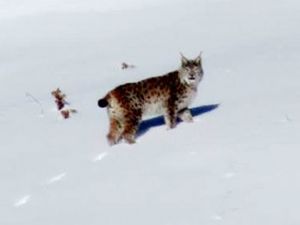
[178,87,197,110]
[142,87,197,119]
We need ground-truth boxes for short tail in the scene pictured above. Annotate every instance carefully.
[98,97,108,108]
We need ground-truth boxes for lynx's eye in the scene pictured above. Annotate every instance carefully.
[186,68,192,73]
[192,61,199,67]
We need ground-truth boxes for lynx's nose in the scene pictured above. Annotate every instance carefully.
[189,72,195,80]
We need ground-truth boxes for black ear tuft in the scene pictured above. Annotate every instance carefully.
[195,52,202,65]
[98,98,108,108]
[180,52,189,67]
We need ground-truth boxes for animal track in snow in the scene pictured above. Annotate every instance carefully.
[12,151,107,209]
[92,152,109,162]
[277,114,293,123]
[222,172,236,179]
[14,195,31,208]
[45,172,67,185]
[211,214,223,221]
[189,151,197,155]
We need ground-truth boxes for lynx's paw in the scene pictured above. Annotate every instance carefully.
[107,133,120,146]
[165,120,177,130]
[123,134,136,144]
[178,108,193,123]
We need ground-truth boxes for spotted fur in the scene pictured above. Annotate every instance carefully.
[98,53,204,145]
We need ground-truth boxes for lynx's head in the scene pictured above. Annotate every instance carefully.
[179,53,204,86]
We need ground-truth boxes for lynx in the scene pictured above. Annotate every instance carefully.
[98,53,204,145]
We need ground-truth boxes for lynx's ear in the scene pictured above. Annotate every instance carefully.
[180,52,189,66]
[195,52,202,65]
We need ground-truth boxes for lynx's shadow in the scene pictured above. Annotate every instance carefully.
[137,104,219,138]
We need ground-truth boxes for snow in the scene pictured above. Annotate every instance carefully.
[13,195,31,208]
[44,173,67,185]
[1,0,300,224]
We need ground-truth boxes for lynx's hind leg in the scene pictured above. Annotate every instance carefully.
[107,117,123,145]
[178,108,193,123]
[106,94,125,145]
[121,110,142,144]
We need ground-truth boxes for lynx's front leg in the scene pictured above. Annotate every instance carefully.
[178,107,193,123]
[164,100,177,129]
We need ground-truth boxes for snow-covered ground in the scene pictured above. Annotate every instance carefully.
[1,0,300,224]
